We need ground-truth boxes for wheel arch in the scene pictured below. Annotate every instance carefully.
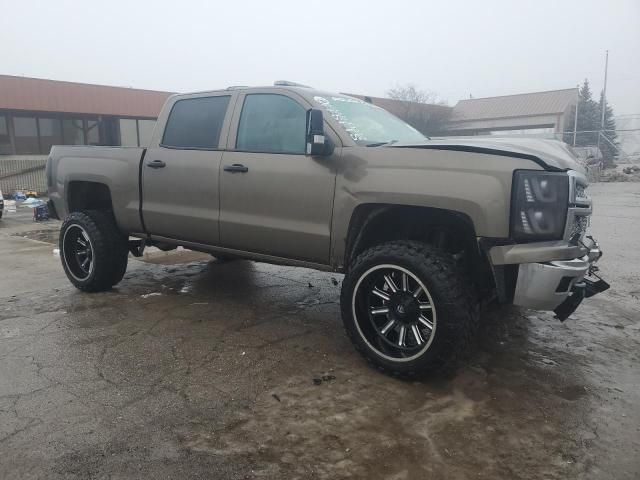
[343,203,494,295]
[67,181,114,213]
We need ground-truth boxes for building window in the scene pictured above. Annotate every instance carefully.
[98,117,120,146]
[13,116,40,154]
[0,115,11,154]
[86,119,100,145]
[1,113,161,153]
[62,119,85,145]
[38,118,63,154]
[137,119,156,147]
[487,127,555,137]
[119,119,138,146]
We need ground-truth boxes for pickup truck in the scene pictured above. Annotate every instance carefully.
[46,83,608,377]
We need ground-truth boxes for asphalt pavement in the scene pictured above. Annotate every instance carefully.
[1,183,639,479]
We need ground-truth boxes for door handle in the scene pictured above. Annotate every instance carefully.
[223,163,249,173]
[146,160,166,169]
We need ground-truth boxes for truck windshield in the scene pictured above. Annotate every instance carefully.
[313,95,427,146]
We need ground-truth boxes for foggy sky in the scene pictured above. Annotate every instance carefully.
[1,0,639,115]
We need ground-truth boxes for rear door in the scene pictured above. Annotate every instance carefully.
[219,90,338,264]
[142,92,236,244]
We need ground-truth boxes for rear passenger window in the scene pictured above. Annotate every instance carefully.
[162,96,230,149]
[236,94,306,154]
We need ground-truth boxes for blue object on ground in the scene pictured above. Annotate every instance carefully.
[34,204,49,221]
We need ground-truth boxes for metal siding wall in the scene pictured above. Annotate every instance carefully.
[0,155,48,194]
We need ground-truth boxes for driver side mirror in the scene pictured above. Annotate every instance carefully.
[306,109,333,156]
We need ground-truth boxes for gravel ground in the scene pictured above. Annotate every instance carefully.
[0,183,638,479]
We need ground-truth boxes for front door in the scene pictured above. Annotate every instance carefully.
[142,93,234,244]
[219,92,337,264]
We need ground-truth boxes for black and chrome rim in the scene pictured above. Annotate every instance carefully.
[62,225,94,281]
[351,264,437,362]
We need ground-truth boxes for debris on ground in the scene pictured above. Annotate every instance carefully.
[4,200,17,213]
[600,165,640,182]
[33,203,49,221]
[140,292,162,298]
[313,374,337,385]
[22,197,42,206]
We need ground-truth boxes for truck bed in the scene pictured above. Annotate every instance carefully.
[46,145,146,233]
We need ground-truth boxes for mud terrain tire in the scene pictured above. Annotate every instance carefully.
[60,210,128,292]
[341,240,478,377]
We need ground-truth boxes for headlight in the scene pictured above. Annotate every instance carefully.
[510,171,569,242]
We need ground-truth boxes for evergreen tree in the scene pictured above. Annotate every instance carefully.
[598,91,618,164]
[575,79,599,145]
[565,79,617,165]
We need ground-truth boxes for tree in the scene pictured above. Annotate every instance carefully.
[565,79,617,165]
[387,84,439,105]
[571,79,599,145]
[385,83,451,136]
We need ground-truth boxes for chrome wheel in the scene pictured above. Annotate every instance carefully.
[62,225,94,281]
[351,264,437,362]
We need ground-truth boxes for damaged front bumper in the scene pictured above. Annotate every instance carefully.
[512,237,609,320]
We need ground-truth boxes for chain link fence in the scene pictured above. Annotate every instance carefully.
[0,155,49,196]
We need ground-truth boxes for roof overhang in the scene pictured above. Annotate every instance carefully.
[0,75,173,118]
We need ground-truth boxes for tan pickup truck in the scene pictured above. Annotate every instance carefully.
[46,83,608,376]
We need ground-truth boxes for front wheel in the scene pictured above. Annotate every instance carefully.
[340,241,478,377]
[59,211,128,292]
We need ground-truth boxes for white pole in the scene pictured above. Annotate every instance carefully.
[601,50,609,128]
[597,50,609,155]
[573,84,579,147]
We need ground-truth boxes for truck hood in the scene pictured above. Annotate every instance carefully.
[392,137,584,173]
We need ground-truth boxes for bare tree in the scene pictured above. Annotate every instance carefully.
[387,84,439,104]
[385,84,451,136]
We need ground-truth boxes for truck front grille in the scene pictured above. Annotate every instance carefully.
[567,214,590,241]
[564,171,592,242]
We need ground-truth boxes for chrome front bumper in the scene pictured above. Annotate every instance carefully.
[512,237,605,313]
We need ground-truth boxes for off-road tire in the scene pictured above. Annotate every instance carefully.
[110,246,129,287]
[59,210,128,292]
[340,240,479,378]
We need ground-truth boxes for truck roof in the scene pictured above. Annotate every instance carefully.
[173,83,346,102]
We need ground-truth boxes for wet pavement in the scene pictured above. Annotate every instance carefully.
[0,183,639,479]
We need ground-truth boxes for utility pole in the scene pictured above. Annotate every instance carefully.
[601,50,609,129]
[597,50,609,154]
[573,84,579,147]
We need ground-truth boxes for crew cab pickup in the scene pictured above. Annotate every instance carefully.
[46,83,608,376]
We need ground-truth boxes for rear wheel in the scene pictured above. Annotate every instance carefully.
[341,240,478,377]
[60,211,128,292]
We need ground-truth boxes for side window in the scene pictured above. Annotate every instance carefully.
[236,94,306,154]
[162,96,230,149]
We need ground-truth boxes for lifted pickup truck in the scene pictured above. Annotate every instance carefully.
[46,83,608,376]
